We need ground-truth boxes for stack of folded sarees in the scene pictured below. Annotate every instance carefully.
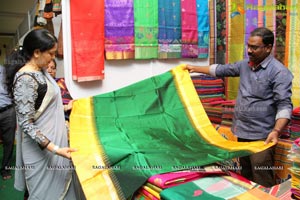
[288,138,300,200]
[191,74,225,124]
[191,74,225,103]
[133,165,281,200]
[220,100,236,127]
[290,107,300,140]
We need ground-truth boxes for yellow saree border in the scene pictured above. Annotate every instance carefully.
[70,97,122,200]
[171,65,274,152]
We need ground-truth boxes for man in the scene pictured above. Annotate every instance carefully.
[186,27,293,187]
[0,64,16,180]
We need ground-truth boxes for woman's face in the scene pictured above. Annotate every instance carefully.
[47,60,56,78]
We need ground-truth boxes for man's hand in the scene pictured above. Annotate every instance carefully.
[264,130,280,145]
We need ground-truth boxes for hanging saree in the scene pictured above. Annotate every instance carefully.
[209,0,216,64]
[196,0,210,58]
[181,0,198,58]
[275,0,288,64]
[134,0,158,59]
[157,0,181,59]
[285,0,300,107]
[70,0,105,82]
[70,65,274,200]
[104,0,135,60]
[225,0,245,99]
[244,0,258,58]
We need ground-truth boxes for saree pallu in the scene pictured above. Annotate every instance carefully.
[157,0,181,59]
[181,0,198,58]
[70,65,274,200]
[70,0,105,82]
[134,0,158,59]
[104,0,135,60]
[196,0,209,58]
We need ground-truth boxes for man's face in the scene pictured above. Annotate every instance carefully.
[247,36,272,65]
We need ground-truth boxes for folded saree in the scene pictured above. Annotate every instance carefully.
[160,176,278,200]
[148,166,227,189]
[70,65,274,200]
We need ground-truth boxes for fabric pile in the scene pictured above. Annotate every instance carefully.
[202,101,224,124]
[191,74,225,103]
[191,74,225,124]
[288,138,300,199]
[220,100,236,127]
[133,165,281,200]
[290,107,300,140]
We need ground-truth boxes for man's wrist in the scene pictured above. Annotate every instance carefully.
[272,128,281,134]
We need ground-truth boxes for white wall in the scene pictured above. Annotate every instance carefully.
[62,0,209,100]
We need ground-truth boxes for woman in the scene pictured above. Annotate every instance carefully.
[47,59,73,121]
[5,29,85,199]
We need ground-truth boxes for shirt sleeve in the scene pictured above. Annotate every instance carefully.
[273,69,293,120]
[13,74,50,149]
[213,62,242,78]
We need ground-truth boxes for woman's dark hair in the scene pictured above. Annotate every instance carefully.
[250,27,274,46]
[4,28,57,94]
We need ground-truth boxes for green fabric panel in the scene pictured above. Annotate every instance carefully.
[134,0,158,59]
[92,71,250,198]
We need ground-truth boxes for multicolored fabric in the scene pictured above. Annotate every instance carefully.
[285,0,300,107]
[209,0,216,64]
[244,0,258,58]
[55,78,72,105]
[70,0,104,81]
[181,0,198,58]
[134,0,158,59]
[160,175,279,200]
[196,0,209,58]
[225,0,245,100]
[215,0,226,64]
[157,0,182,59]
[147,167,226,189]
[104,0,135,60]
[70,65,274,200]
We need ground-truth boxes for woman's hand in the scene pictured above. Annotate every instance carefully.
[64,100,73,112]
[56,147,78,159]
